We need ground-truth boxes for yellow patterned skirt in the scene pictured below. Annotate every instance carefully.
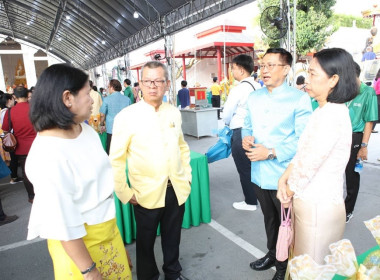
[47,218,132,280]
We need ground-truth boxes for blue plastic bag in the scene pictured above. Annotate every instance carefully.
[205,126,233,163]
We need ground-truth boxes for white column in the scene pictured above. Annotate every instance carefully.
[0,56,6,91]
[22,48,37,87]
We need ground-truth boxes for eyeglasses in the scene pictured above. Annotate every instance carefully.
[259,63,286,71]
[141,80,166,87]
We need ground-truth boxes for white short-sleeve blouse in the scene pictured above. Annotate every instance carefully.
[26,123,115,241]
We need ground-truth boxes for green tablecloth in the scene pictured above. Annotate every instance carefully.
[100,131,211,244]
[99,132,107,151]
[332,245,380,279]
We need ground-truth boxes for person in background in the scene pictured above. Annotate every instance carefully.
[177,80,190,109]
[110,61,191,280]
[0,156,17,226]
[133,82,142,102]
[223,54,261,211]
[100,79,131,154]
[277,48,357,264]
[123,78,134,104]
[97,88,103,102]
[253,73,264,87]
[344,62,378,223]
[252,72,259,84]
[211,77,222,119]
[0,93,14,167]
[361,46,376,61]
[372,68,380,133]
[297,75,319,111]
[2,86,36,203]
[99,87,105,100]
[295,76,306,91]
[0,93,21,183]
[27,89,32,102]
[242,48,312,280]
[89,81,102,118]
[26,63,131,280]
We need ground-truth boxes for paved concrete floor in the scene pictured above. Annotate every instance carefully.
[0,126,379,280]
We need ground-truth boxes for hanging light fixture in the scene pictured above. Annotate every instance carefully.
[133,0,139,18]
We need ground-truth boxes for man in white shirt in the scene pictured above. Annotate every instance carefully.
[223,54,261,211]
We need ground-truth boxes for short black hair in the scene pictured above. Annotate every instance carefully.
[30,63,88,132]
[92,85,98,91]
[0,93,13,109]
[14,86,28,98]
[100,87,104,92]
[213,77,218,82]
[354,62,361,77]
[89,80,94,88]
[124,79,131,85]
[134,82,139,87]
[296,76,305,85]
[313,48,358,104]
[109,79,122,91]
[232,54,254,74]
[181,80,187,87]
[265,48,292,66]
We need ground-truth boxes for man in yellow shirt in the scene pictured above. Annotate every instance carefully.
[110,61,192,280]
[211,76,222,119]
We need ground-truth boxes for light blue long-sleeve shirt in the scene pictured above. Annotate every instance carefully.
[100,92,131,134]
[241,82,312,190]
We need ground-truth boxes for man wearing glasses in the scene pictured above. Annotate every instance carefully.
[242,48,312,280]
[110,61,191,280]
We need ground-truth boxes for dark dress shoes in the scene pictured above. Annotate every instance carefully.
[249,254,276,271]
[272,270,286,280]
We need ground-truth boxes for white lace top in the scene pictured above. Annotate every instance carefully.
[288,103,352,204]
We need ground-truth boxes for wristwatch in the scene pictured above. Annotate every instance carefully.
[267,148,275,160]
[361,142,368,148]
